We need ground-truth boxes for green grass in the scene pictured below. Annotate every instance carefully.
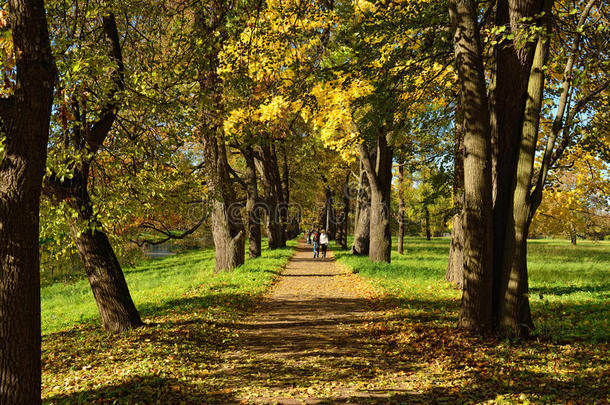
[333,236,610,343]
[42,240,296,334]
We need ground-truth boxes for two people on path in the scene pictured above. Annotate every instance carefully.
[311,229,328,259]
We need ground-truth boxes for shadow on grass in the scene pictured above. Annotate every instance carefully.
[530,283,610,296]
[44,375,237,404]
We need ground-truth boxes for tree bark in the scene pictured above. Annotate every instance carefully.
[424,206,431,240]
[196,4,245,272]
[352,156,372,255]
[449,0,494,332]
[337,172,350,250]
[397,163,406,255]
[359,134,393,263]
[490,0,543,327]
[0,0,55,402]
[498,5,551,337]
[446,113,465,285]
[244,147,261,258]
[255,144,285,249]
[323,184,337,239]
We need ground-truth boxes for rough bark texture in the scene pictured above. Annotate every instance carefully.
[69,187,143,332]
[205,132,245,272]
[255,144,285,249]
[352,157,372,255]
[490,0,543,326]
[244,147,262,258]
[397,164,406,255]
[446,115,465,285]
[449,0,494,332]
[360,135,393,263]
[197,3,245,272]
[45,169,144,332]
[498,3,551,337]
[0,0,55,402]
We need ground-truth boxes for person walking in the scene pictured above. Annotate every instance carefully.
[312,229,320,258]
[319,229,329,259]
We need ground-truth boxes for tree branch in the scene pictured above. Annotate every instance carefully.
[86,13,125,155]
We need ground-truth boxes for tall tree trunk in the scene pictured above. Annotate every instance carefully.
[205,135,245,272]
[490,0,543,326]
[324,185,337,239]
[196,5,245,272]
[271,143,288,244]
[360,134,393,263]
[449,0,494,332]
[0,0,55,402]
[424,206,431,240]
[570,224,577,245]
[446,109,465,285]
[255,144,284,249]
[498,5,551,337]
[69,189,143,331]
[337,172,350,250]
[397,163,406,255]
[244,147,261,258]
[352,157,371,255]
[45,170,144,332]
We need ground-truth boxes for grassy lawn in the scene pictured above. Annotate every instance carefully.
[42,240,295,403]
[333,237,609,343]
[332,236,609,403]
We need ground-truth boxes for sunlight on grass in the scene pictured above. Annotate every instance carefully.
[42,240,296,334]
[334,237,609,342]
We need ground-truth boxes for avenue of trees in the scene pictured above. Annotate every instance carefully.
[0,0,608,402]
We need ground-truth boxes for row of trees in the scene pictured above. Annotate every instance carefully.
[0,0,608,402]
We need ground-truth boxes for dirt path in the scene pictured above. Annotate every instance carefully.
[221,240,417,404]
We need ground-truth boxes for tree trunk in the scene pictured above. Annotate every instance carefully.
[449,0,494,332]
[244,147,261,258]
[490,0,543,327]
[70,199,143,331]
[446,109,465,285]
[0,0,55,402]
[45,169,144,332]
[255,144,284,249]
[205,134,245,272]
[360,135,393,263]
[352,156,372,255]
[337,172,350,250]
[570,224,577,245]
[498,10,551,337]
[424,206,431,240]
[197,9,245,271]
[324,186,337,239]
[397,164,406,255]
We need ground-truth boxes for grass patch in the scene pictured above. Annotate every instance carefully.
[42,240,295,403]
[334,237,609,343]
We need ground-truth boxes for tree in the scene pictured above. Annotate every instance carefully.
[196,1,245,272]
[0,0,55,402]
[43,11,143,332]
[448,0,494,331]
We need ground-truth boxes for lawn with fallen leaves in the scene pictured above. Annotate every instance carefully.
[41,237,608,404]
